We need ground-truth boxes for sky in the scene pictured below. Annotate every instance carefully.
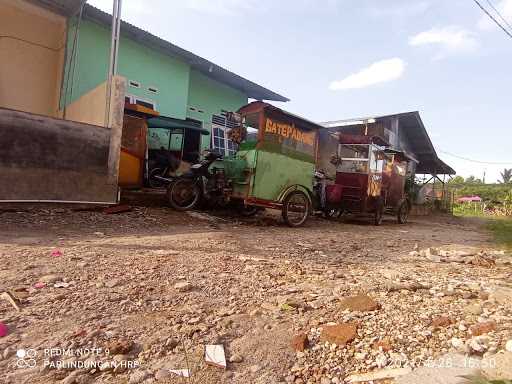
[88,0,512,182]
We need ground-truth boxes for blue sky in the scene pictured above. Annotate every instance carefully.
[89,0,512,182]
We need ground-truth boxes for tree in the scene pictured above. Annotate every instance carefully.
[499,168,512,184]
[448,176,465,184]
[465,176,483,184]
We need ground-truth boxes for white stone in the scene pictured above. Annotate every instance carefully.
[451,338,465,351]
[376,354,388,368]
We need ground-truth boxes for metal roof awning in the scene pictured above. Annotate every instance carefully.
[82,5,289,102]
[416,156,456,175]
[147,116,210,135]
[322,111,456,175]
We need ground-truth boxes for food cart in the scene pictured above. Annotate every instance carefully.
[315,133,412,225]
[166,101,322,227]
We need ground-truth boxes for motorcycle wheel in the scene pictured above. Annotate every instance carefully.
[148,168,165,189]
[167,179,201,211]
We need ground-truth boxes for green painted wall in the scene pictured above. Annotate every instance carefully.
[63,19,190,119]
[252,151,314,201]
[187,69,247,150]
[63,19,249,152]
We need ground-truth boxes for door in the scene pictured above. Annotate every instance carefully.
[118,115,147,188]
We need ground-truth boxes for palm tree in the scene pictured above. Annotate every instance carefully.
[499,168,512,184]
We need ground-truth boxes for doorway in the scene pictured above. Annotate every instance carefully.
[182,119,202,163]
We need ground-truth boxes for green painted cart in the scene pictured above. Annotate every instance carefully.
[224,101,323,227]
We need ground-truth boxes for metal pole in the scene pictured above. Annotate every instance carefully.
[105,0,122,127]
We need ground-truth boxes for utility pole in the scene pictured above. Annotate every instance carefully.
[105,0,122,127]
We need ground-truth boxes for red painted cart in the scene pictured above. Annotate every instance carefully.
[314,134,412,225]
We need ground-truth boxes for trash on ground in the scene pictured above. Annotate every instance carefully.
[51,249,62,257]
[169,369,191,378]
[0,322,8,337]
[204,344,227,369]
[33,282,46,289]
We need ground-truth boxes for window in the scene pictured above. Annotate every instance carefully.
[211,115,237,157]
[129,80,140,88]
[337,144,370,174]
[148,86,158,94]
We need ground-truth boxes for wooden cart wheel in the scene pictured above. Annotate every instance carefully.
[397,201,409,224]
[374,198,384,226]
[282,191,310,227]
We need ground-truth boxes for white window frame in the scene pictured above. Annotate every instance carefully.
[211,115,237,157]
[125,94,157,111]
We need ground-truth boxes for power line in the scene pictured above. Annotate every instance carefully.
[484,0,512,32]
[471,0,512,39]
[439,149,512,165]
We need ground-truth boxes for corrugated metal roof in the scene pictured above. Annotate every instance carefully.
[28,0,84,16]
[322,112,455,175]
[239,101,324,131]
[81,4,289,103]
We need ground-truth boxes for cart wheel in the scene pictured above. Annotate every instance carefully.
[374,198,384,226]
[397,201,409,224]
[282,191,310,227]
[167,179,201,211]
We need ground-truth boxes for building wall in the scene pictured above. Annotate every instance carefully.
[187,69,248,149]
[59,75,127,128]
[64,18,249,152]
[63,19,190,120]
[0,0,66,117]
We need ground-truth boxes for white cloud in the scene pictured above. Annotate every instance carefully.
[329,58,406,91]
[409,26,479,52]
[477,0,512,31]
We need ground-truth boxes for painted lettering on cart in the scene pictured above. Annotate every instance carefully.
[265,118,315,146]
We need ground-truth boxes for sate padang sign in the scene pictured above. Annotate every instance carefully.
[262,117,316,161]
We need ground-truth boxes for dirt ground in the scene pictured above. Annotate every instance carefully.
[0,205,511,384]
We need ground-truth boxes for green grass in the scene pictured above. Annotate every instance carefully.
[486,218,512,250]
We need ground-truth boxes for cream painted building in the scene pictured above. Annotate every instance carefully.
[0,0,67,117]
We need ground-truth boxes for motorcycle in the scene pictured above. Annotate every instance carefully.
[166,150,228,211]
[166,149,263,216]
[313,170,343,219]
[148,148,181,189]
